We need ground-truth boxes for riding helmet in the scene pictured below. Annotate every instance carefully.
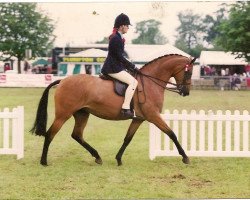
[114,13,132,28]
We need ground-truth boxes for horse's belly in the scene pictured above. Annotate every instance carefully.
[85,107,125,120]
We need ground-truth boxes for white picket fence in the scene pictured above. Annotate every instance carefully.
[0,106,24,159]
[149,110,250,160]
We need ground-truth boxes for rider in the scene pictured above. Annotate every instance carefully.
[101,13,139,118]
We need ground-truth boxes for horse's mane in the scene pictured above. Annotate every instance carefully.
[141,54,188,69]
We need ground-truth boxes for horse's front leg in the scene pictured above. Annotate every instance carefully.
[116,119,144,166]
[150,114,190,164]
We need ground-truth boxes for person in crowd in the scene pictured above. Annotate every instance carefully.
[24,59,31,74]
[4,63,11,72]
[204,65,211,76]
[221,68,226,76]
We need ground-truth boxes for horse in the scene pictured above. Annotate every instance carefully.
[31,54,196,166]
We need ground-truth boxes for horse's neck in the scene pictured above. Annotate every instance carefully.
[141,60,172,82]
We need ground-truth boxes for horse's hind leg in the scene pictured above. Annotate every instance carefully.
[116,119,144,166]
[41,117,68,166]
[71,109,102,165]
[150,114,190,164]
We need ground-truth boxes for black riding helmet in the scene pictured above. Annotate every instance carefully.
[114,13,132,28]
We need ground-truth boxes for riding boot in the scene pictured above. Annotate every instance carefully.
[121,109,134,118]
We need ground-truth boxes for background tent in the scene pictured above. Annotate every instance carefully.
[200,51,247,66]
[32,58,50,66]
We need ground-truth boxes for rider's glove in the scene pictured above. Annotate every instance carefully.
[131,64,140,74]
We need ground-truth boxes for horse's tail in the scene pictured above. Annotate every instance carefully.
[30,80,61,136]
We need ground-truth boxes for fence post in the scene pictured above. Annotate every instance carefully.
[17,106,24,159]
[0,106,24,159]
[243,110,249,153]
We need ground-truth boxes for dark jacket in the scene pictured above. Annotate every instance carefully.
[101,32,134,74]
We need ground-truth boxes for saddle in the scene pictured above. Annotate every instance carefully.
[99,74,128,97]
[99,73,144,120]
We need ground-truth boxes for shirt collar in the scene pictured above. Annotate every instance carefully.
[118,31,124,39]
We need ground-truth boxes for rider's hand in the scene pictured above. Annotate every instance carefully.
[131,64,140,73]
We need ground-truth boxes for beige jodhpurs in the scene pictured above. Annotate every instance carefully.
[109,70,138,109]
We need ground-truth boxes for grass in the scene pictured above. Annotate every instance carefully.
[0,88,250,199]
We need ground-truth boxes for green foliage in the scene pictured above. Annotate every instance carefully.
[95,36,109,44]
[176,10,204,49]
[0,3,55,73]
[175,37,206,58]
[215,2,250,61]
[132,19,167,45]
[202,4,228,46]
[175,10,206,57]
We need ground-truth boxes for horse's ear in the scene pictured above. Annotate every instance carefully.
[190,57,196,64]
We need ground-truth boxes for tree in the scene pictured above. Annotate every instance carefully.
[215,1,250,61]
[202,6,227,46]
[175,10,206,57]
[176,10,204,49]
[95,37,109,44]
[175,36,206,58]
[0,3,55,73]
[132,19,167,45]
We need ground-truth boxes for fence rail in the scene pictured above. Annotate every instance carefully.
[149,110,250,160]
[0,106,24,159]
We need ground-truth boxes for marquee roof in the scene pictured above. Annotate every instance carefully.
[69,48,108,57]
[65,44,190,63]
[200,51,247,66]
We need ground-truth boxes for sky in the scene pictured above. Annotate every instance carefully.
[36,1,234,47]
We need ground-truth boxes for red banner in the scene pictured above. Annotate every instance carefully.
[0,74,6,83]
[45,74,52,84]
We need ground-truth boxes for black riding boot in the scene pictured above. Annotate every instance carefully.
[121,109,134,118]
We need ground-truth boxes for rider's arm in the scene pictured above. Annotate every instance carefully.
[109,36,135,70]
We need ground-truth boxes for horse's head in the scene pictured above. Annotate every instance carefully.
[173,57,196,97]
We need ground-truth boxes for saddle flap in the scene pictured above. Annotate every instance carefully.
[115,81,127,97]
[99,74,128,96]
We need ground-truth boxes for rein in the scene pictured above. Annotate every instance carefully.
[138,72,180,94]
[136,64,191,94]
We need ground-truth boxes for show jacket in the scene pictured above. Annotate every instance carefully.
[101,32,134,74]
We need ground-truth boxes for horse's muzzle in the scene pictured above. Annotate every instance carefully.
[178,85,189,97]
[182,91,189,96]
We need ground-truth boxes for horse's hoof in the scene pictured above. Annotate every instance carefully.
[40,161,48,166]
[117,160,122,166]
[182,157,190,164]
[95,158,103,165]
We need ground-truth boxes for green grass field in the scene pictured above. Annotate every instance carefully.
[0,88,250,199]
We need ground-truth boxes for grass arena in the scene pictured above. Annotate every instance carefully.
[0,88,250,199]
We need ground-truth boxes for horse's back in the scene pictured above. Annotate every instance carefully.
[56,74,110,99]
[54,74,124,119]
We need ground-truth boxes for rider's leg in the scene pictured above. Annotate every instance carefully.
[109,71,138,117]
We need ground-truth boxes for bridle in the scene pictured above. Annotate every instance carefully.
[136,60,193,96]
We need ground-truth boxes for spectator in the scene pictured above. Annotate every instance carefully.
[221,68,226,76]
[204,66,211,76]
[232,74,241,90]
[211,67,216,76]
[4,63,11,72]
[200,65,205,76]
[24,59,31,74]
